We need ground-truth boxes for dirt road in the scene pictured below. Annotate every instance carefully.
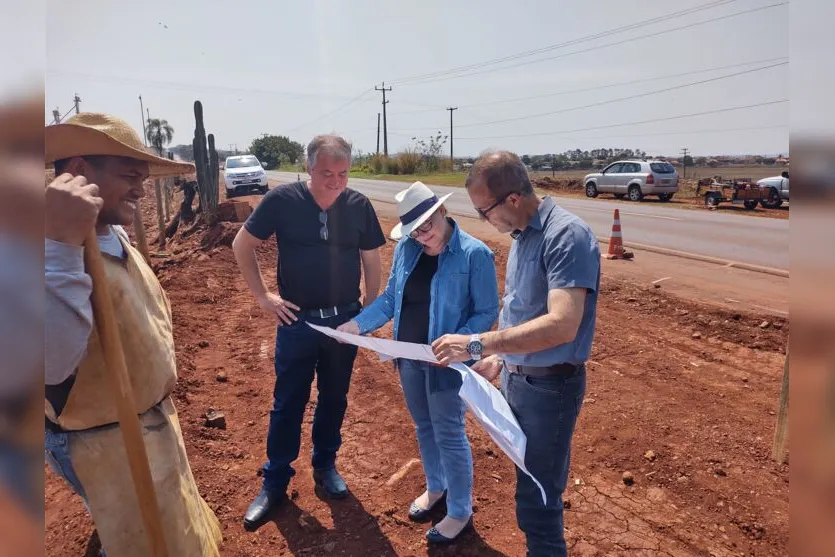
[45,188,789,556]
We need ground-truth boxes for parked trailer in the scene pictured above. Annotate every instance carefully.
[696,177,773,210]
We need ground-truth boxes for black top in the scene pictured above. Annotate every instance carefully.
[397,252,438,344]
[244,181,386,309]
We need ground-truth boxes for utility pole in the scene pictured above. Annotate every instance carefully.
[146,108,155,153]
[446,107,457,167]
[73,93,81,114]
[52,108,61,125]
[376,113,381,155]
[139,95,147,146]
[681,147,690,179]
[375,82,392,157]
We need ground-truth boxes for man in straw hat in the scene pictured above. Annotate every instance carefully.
[44,113,222,556]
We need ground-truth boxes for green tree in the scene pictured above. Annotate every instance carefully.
[249,134,304,169]
[521,154,531,165]
[683,155,694,167]
[145,118,174,156]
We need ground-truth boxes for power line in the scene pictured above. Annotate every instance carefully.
[390,0,742,85]
[58,105,75,123]
[468,58,787,110]
[395,2,787,86]
[450,99,788,140]
[46,70,443,115]
[395,60,787,132]
[283,88,375,134]
[391,57,787,116]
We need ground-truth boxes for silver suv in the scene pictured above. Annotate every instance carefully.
[583,160,679,202]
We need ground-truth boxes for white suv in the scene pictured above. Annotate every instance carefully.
[223,155,268,197]
[583,160,679,202]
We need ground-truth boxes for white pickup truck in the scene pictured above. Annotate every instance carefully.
[757,171,789,208]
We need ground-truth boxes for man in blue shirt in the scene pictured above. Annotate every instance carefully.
[433,150,600,557]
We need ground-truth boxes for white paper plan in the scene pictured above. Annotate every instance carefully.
[307,323,547,505]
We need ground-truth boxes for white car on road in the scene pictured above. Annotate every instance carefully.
[224,155,268,197]
[583,160,679,202]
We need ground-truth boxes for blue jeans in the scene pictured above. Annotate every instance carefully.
[398,359,473,519]
[45,427,106,557]
[501,365,586,557]
[262,312,359,493]
[44,427,88,502]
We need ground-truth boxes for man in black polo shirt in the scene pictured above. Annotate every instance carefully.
[232,135,385,530]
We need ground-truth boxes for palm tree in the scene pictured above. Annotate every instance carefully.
[145,118,174,156]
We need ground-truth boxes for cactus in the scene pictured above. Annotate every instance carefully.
[193,100,219,225]
[208,133,219,204]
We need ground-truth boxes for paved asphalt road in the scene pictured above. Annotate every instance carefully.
[266,171,788,271]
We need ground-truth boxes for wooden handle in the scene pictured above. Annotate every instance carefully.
[133,201,151,265]
[84,230,170,557]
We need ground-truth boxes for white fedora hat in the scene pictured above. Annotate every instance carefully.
[390,181,453,241]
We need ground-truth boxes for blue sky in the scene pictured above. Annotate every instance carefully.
[41,0,794,157]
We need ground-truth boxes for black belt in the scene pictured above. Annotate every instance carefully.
[506,362,581,377]
[301,301,361,320]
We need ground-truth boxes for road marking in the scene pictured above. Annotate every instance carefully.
[557,203,682,220]
[652,276,672,284]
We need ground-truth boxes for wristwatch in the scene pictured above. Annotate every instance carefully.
[467,334,484,361]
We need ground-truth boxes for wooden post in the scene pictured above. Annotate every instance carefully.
[772,346,789,464]
[165,178,174,223]
[161,182,169,223]
[153,178,166,249]
[133,201,151,265]
[84,231,170,556]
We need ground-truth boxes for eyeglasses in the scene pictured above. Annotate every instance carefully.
[476,191,516,219]
[409,212,436,239]
[319,211,328,241]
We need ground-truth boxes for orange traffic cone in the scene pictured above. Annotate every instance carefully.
[603,209,634,260]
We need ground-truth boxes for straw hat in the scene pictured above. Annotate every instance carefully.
[390,181,452,241]
[45,112,194,177]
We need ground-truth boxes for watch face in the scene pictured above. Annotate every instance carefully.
[467,341,482,354]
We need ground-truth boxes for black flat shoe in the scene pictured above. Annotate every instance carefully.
[243,488,285,531]
[408,491,447,522]
[313,467,348,499]
[426,516,473,544]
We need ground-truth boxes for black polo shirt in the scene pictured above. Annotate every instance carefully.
[244,181,386,309]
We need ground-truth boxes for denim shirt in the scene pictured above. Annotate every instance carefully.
[354,219,499,391]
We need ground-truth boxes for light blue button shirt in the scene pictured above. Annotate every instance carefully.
[500,197,600,366]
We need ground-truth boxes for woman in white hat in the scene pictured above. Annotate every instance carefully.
[338,181,499,543]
